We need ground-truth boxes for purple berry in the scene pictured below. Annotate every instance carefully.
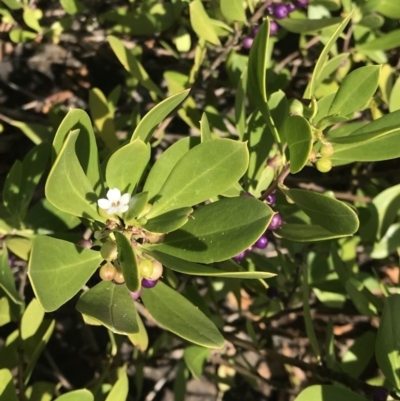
[294,0,308,7]
[233,252,246,261]
[242,191,254,197]
[8,255,15,267]
[273,4,289,19]
[246,245,254,253]
[287,3,296,12]
[268,213,283,230]
[266,5,274,14]
[130,287,142,300]
[266,193,276,205]
[142,278,158,288]
[242,37,253,50]
[255,235,268,249]
[372,387,389,401]
[269,20,279,36]
[251,26,260,37]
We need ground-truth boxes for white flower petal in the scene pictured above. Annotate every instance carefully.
[107,188,121,202]
[98,198,111,209]
[120,193,131,205]
[118,204,129,214]
[106,206,118,215]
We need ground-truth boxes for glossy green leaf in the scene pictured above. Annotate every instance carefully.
[59,0,85,14]
[0,298,12,327]
[0,247,23,305]
[89,88,119,151]
[25,381,56,401]
[200,113,212,142]
[107,36,163,99]
[189,0,220,45]
[105,140,150,195]
[105,372,129,401]
[357,30,400,52]
[371,223,400,259]
[141,281,224,348]
[1,0,22,9]
[143,137,200,202]
[21,298,44,340]
[5,236,32,261]
[328,66,380,116]
[278,17,343,33]
[247,19,269,122]
[281,189,359,236]
[9,29,37,43]
[124,192,149,225]
[305,12,352,99]
[143,207,193,233]
[341,331,375,378]
[76,281,139,334]
[376,294,400,388]
[131,89,190,143]
[114,231,140,293]
[235,69,247,140]
[28,236,103,312]
[183,346,210,380]
[345,278,377,317]
[128,309,149,352]
[147,250,276,279]
[294,385,368,401]
[389,75,400,112]
[5,120,52,145]
[23,8,42,32]
[54,389,94,401]
[147,139,248,218]
[46,130,105,222]
[146,197,273,263]
[284,115,313,173]
[0,368,18,401]
[52,109,101,191]
[376,0,400,18]
[314,53,350,88]
[220,0,246,22]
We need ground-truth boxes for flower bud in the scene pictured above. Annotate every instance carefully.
[100,241,118,261]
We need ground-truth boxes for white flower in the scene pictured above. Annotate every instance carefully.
[97,188,131,215]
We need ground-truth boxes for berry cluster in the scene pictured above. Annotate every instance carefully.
[234,193,283,261]
[242,0,309,50]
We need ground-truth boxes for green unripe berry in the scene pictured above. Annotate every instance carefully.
[113,271,125,284]
[148,259,163,280]
[99,263,117,281]
[139,258,154,278]
[316,158,332,173]
[320,143,334,158]
[289,99,304,116]
[100,241,118,261]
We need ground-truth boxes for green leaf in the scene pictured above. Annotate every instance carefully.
[189,0,220,45]
[200,113,212,142]
[21,298,44,340]
[54,389,94,401]
[143,137,200,202]
[76,281,139,334]
[127,309,149,352]
[304,12,352,99]
[89,88,119,151]
[131,89,190,143]
[124,192,149,225]
[141,281,224,348]
[278,17,343,33]
[147,250,276,279]
[105,372,129,401]
[52,109,101,191]
[107,36,163,99]
[59,0,85,14]
[281,189,359,236]
[345,278,377,316]
[284,115,313,174]
[146,139,249,218]
[0,247,23,305]
[5,236,32,261]
[376,0,400,19]
[328,111,400,164]
[114,232,140,293]
[328,66,380,116]
[1,0,22,9]
[183,346,210,380]
[0,368,18,401]
[389,75,400,112]
[5,120,52,145]
[235,69,247,140]
[28,236,103,312]
[376,294,400,388]
[277,223,357,241]
[143,207,193,233]
[46,130,105,222]
[9,29,37,43]
[2,160,22,222]
[357,30,400,52]
[105,140,150,195]
[146,197,273,263]
[294,385,368,401]
[220,0,246,23]
[23,8,42,32]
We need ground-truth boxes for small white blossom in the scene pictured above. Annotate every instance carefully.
[98,188,131,215]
